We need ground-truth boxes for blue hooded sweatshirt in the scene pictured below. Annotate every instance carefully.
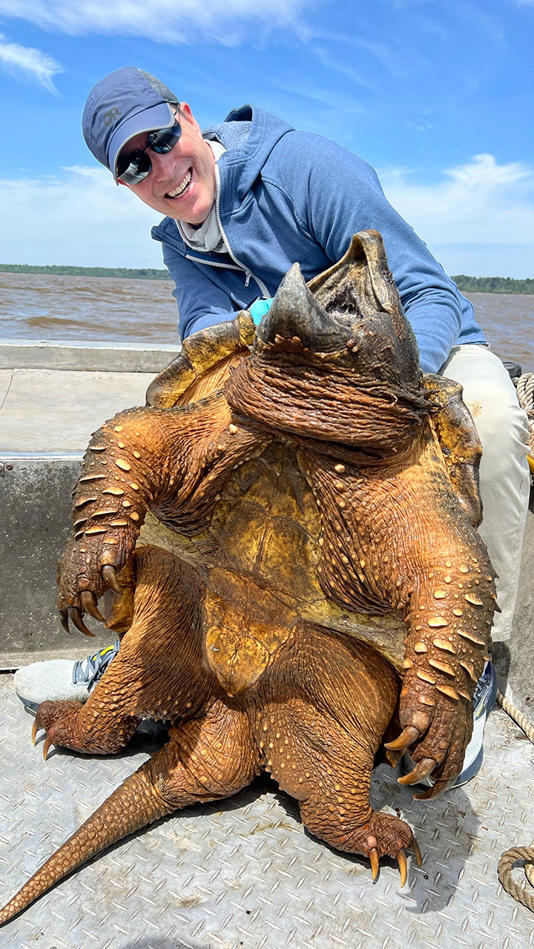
[151,105,485,373]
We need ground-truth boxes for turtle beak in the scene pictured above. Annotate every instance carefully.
[256,263,349,355]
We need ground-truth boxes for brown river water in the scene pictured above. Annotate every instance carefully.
[0,272,533,370]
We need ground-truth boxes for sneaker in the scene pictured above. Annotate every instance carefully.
[400,660,498,789]
[14,641,120,713]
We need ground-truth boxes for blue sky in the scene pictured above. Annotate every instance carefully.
[0,0,532,276]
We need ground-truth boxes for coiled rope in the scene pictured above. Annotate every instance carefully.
[516,371,534,463]
[498,844,534,913]
[496,372,534,911]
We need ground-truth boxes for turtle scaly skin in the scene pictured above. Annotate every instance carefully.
[0,231,495,926]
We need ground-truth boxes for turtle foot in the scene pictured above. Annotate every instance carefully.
[57,531,138,635]
[302,804,421,886]
[32,700,86,758]
[386,669,472,792]
[32,699,138,756]
[356,811,422,886]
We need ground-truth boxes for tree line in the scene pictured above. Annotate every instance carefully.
[451,274,534,294]
[0,263,532,294]
[0,264,169,280]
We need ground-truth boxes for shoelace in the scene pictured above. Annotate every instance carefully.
[472,661,494,710]
[72,642,119,687]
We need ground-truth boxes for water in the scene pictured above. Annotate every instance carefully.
[1,272,533,369]
[0,273,179,345]
[467,291,534,370]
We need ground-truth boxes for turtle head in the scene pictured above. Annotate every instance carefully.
[254,230,420,387]
[225,231,429,452]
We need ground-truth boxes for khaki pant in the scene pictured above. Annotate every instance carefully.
[440,343,530,644]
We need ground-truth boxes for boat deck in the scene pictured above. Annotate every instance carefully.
[1,673,532,949]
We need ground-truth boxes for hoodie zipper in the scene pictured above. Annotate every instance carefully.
[184,254,243,274]
[212,165,271,298]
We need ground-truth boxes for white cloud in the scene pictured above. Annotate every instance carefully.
[314,31,423,79]
[0,156,532,277]
[310,46,376,90]
[0,33,63,91]
[378,154,534,276]
[0,0,312,44]
[379,153,534,247]
[0,166,165,268]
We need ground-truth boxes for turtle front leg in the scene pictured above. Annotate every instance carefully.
[58,397,263,632]
[58,404,169,632]
[386,544,495,795]
[375,460,496,793]
[300,437,495,795]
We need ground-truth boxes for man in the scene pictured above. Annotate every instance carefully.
[15,67,530,789]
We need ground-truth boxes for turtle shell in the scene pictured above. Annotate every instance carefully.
[140,310,408,689]
[146,311,255,409]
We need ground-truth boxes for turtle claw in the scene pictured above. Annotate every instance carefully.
[412,838,423,867]
[102,564,121,594]
[42,737,53,761]
[59,609,70,633]
[385,746,404,768]
[397,849,407,887]
[397,756,436,786]
[80,591,105,623]
[384,725,420,753]
[31,717,50,756]
[31,700,87,759]
[368,838,420,886]
[414,778,453,801]
[69,607,95,638]
[369,847,379,882]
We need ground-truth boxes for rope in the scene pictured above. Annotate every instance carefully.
[495,373,534,911]
[515,371,534,463]
[497,689,534,743]
[498,843,534,913]
[495,688,534,912]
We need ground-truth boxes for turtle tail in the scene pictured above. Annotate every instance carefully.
[0,759,172,926]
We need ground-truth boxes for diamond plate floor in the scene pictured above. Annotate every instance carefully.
[0,673,533,949]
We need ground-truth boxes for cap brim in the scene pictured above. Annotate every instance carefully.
[110,101,176,181]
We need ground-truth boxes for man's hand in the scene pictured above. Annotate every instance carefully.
[249,298,273,325]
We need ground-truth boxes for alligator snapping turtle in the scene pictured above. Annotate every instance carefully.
[1,230,496,925]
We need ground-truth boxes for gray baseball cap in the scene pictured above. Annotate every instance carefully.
[82,66,179,181]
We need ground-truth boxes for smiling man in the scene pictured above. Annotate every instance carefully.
[115,104,216,224]
[15,66,530,792]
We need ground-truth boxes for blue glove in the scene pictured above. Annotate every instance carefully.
[249,297,273,326]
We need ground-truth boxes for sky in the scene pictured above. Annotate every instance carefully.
[0,0,533,277]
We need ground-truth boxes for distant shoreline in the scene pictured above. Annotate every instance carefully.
[0,264,169,280]
[0,263,532,295]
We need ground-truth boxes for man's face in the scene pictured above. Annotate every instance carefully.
[118,104,217,225]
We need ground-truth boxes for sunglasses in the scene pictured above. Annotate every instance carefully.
[117,121,182,185]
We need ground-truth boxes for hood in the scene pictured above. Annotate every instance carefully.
[202,104,294,210]
[152,104,294,250]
